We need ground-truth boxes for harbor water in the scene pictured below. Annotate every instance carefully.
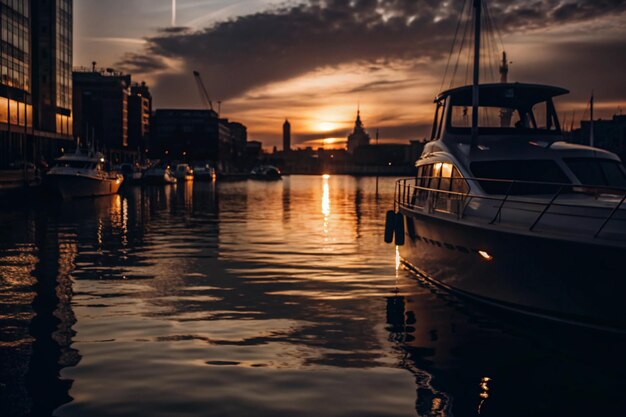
[1,176,625,417]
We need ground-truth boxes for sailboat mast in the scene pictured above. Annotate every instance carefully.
[471,0,482,148]
[589,92,595,147]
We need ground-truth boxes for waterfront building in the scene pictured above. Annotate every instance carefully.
[31,0,73,138]
[228,121,247,168]
[346,110,370,154]
[128,82,152,155]
[1,0,73,172]
[568,115,626,162]
[283,119,291,152]
[152,109,230,166]
[72,67,133,163]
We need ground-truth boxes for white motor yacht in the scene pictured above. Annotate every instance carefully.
[45,149,123,199]
[388,0,626,332]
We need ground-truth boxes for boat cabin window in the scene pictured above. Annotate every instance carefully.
[470,160,570,195]
[55,161,91,169]
[565,158,626,189]
[448,99,561,134]
[417,163,469,193]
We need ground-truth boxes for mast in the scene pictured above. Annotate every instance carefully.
[589,92,595,147]
[471,0,482,149]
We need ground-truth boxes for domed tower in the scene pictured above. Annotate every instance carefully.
[347,110,370,154]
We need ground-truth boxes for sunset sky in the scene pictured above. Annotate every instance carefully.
[74,0,626,149]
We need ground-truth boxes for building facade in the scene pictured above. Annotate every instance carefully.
[568,115,626,163]
[128,81,152,155]
[152,109,228,163]
[1,0,33,168]
[72,68,133,163]
[1,0,73,173]
[31,0,72,137]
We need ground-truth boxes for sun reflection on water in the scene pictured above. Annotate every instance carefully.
[322,175,331,240]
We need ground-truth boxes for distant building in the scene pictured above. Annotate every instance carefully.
[72,68,133,163]
[347,110,370,154]
[152,109,230,165]
[246,140,263,160]
[283,119,291,152]
[128,82,152,155]
[568,115,626,162]
[1,0,73,170]
[228,121,247,168]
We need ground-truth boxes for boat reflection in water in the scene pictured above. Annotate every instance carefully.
[0,177,625,417]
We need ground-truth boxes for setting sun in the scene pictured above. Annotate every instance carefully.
[317,122,340,132]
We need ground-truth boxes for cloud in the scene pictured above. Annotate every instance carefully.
[118,0,626,102]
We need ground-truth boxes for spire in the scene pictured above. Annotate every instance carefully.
[354,106,363,132]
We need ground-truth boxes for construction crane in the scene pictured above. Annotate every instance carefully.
[193,70,214,112]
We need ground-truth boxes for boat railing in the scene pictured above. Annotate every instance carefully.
[395,177,626,239]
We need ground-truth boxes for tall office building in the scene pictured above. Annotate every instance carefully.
[128,81,152,153]
[73,68,132,163]
[0,0,33,167]
[283,119,291,152]
[32,0,73,136]
[0,0,73,170]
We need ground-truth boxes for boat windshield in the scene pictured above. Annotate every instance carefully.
[55,160,93,169]
[565,158,626,189]
[449,100,560,134]
[470,159,571,195]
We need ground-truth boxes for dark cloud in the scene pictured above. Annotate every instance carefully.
[117,53,169,73]
[117,0,625,103]
[113,0,626,143]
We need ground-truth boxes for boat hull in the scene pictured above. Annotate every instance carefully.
[399,208,626,332]
[45,174,122,199]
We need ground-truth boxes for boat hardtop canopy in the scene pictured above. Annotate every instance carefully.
[55,150,105,163]
[421,139,621,166]
[435,82,569,107]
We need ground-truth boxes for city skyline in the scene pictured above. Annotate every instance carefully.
[75,0,626,149]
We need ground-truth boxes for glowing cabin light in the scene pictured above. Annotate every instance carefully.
[478,251,493,261]
[100,157,105,162]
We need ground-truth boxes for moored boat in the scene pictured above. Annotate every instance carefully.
[45,149,123,199]
[174,164,194,182]
[388,0,626,332]
[193,163,216,181]
[251,165,282,180]
[116,163,143,183]
[143,164,177,184]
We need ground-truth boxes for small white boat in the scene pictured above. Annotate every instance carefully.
[174,164,194,182]
[115,163,143,183]
[45,149,123,199]
[143,164,177,184]
[251,165,282,180]
[193,163,216,181]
